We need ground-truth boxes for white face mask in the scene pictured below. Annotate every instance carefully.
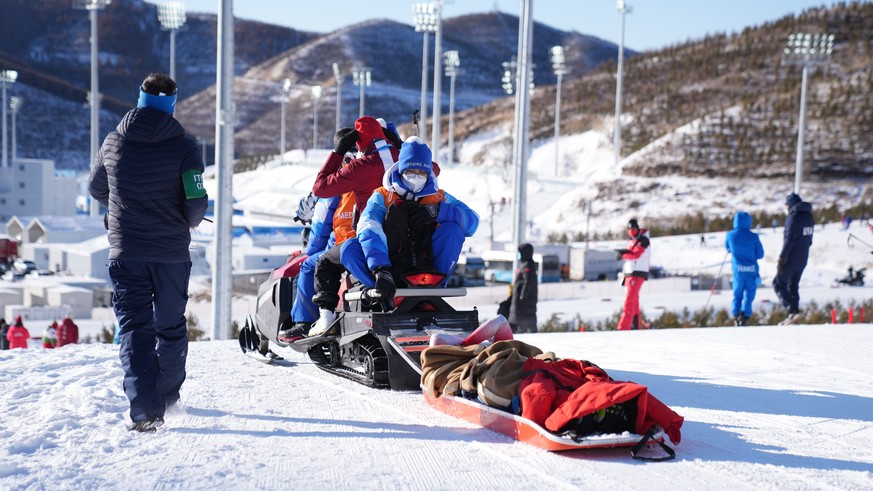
[401,173,428,193]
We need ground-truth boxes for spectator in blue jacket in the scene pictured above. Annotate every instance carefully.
[725,211,764,326]
[89,73,208,433]
[773,193,814,325]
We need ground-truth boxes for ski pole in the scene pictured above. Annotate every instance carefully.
[847,233,873,251]
[412,109,421,137]
[700,251,730,327]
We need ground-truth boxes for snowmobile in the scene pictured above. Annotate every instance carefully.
[238,254,480,389]
[835,266,865,287]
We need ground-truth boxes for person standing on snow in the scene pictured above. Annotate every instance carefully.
[616,219,651,330]
[57,315,80,347]
[7,316,31,349]
[773,193,814,325]
[725,211,764,326]
[88,73,208,433]
[506,243,539,333]
[42,321,58,349]
[0,318,9,350]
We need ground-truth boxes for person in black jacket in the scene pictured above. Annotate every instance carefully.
[773,193,814,325]
[0,318,9,350]
[89,73,208,433]
[507,243,538,333]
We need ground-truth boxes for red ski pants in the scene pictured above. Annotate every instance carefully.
[617,276,645,330]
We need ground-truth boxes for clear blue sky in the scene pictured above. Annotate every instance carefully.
[174,1,848,52]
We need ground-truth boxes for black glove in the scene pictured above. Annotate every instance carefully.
[383,126,403,148]
[406,203,437,234]
[372,267,396,300]
[616,249,629,260]
[103,213,109,230]
[776,258,785,277]
[334,129,359,155]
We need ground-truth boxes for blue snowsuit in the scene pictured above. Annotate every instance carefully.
[774,201,814,313]
[725,211,764,318]
[291,197,339,324]
[341,163,478,288]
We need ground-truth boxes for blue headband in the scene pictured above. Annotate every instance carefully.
[137,88,177,114]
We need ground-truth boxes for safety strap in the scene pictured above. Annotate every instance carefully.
[631,425,676,462]
[372,139,396,172]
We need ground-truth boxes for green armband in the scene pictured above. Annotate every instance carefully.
[182,169,207,199]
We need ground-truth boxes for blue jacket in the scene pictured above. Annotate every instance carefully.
[89,108,208,262]
[306,197,339,256]
[780,201,814,270]
[725,211,764,277]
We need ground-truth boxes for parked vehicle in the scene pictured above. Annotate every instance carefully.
[12,259,36,275]
[447,254,486,288]
[481,250,561,283]
[568,248,622,281]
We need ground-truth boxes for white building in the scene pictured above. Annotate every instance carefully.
[0,158,78,222]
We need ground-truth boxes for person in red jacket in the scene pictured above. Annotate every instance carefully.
[7,315,31,349]
[42,321,58,349]
[616,219,652,330]
[57,316,80,347]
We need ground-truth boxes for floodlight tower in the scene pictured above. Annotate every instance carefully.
[430,0,444,160]
[412,3,437,143]
[280,78,291,164]
[10,96,22,161]
[613,0,631,170]
[311,85,322,149]
[550,45,567,177]
[73,0,111,216]
[157,1,187,81]
[783,32,834,195]
[511,0,533,269]
[443,50,460,166]
[332,63,342,131]
[353,68,371,117]
[0,70,17,169]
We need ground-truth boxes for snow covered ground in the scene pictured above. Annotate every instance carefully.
[2,324,872,490]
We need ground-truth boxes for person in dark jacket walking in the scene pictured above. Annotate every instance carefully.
[507,243,538,333]
[0,318,10,350]
[725,211,764,326]
[88,73,208,433]
[773,193,814,325]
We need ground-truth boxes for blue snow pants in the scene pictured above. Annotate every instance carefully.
[291,250,324,323]
[110,260,191,422]
[341,222,466,287]
[731,272,758,318]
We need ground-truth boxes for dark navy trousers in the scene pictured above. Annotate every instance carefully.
[110,260,191,422]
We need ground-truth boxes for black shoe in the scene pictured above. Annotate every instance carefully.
[128,417,164,433]
[278,323,310,342]
[734,314,746,327]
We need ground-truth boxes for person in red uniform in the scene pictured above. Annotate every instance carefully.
[7,316,31,349]
[57,316,80,347]
[616,219,651,330]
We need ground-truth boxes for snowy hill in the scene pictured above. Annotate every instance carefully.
[2,324,872,489]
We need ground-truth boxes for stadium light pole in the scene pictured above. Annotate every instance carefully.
[212,0,235,341]
[430,0,444,161]
[10,96,21,162]
[443,50,459,166]
[0,70,17,170]
[157,1,187,81]
[353,68,370,117]
[782,32,834,195]
[311,85,322,149]
[550,45,567,178]
[332,63,342,131]
[511,0,533,273]
[73,0,111,216]
[613,0,631,170]
[412,3,437,143]
[280,78,291,165]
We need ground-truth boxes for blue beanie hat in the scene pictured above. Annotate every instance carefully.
[397,137,433,174]
[786,193,802,207]
[137,87,177,114]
